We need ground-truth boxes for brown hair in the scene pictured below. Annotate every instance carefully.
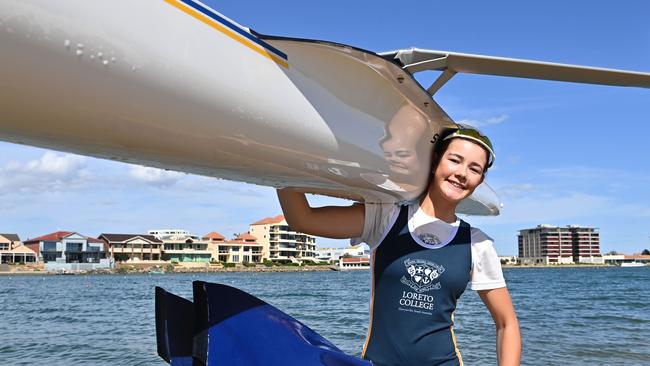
[432,132,491,175]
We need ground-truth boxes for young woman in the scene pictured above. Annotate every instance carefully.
[277,125,521,366]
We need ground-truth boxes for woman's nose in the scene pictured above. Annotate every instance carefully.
[455,166,468,180]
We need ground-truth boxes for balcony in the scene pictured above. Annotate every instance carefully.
[164,249,212,255]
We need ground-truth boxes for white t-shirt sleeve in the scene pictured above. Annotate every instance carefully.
[470,227,506,291]
[350,202,399,250]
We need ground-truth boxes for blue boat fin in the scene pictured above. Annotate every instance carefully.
[192,281,372,366]
[155,286,197,366]
[155,282,371,366]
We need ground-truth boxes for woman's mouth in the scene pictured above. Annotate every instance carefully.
[446,179,466,191]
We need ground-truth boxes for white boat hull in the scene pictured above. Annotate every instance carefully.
[0,0,500,214]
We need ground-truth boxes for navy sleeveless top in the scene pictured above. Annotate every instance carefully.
[362,205,472,366]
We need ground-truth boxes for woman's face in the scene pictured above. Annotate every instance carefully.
[431,138,488,203]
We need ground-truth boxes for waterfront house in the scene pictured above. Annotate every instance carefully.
[149,229,211,263]
[316,244,369,262]
[603,254,650,266]
[203,231,263,264]
[23,231,106,263]
[339,256,370,270]
[98,234,164,262]
[202,231,226,262]
[0,234,37,264]
[249,215,316,263]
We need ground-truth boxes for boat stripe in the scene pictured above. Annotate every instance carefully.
[165,0,288,68]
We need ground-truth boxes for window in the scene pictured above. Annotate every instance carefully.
[233,255,239,262]
[66,242,83,252]
[43,242,57,252]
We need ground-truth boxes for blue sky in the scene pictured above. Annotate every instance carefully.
[1,0,649,255]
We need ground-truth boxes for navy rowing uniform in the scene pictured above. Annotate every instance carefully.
[362,205,472,366]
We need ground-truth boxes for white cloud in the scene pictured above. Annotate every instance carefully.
[129,165,185,187]
[0,152,90,194]
[128,165,185,187]
[496,183,537,199]
[483,190,650,227]
[458,114,509,127]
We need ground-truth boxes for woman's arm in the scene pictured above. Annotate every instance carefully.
[276,188,365,239]
[478,287,521,366]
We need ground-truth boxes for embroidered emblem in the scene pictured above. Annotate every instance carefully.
[418,233,441,245]
[400,258,444,293]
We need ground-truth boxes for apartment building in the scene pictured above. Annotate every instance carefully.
[518,225,603,265]
[249,215,316,263]
[203,232,263,264]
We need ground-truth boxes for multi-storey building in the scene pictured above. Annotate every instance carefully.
[518,225,602,265]
[249,215,316,263]
[0,234,37,264]
[149,229,211,263]
[23,231,105,263]
[98,234,164,262]
[203,232,263,264]
[203,231,226,261]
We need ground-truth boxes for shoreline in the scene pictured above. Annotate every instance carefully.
[502,264,622,269]
[0,264,340,276]
[2,263,643,276]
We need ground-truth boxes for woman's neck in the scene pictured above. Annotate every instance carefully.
[419,191,457,224]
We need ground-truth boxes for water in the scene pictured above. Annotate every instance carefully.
[1,267,649,365]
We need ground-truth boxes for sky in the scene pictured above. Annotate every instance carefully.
[1,0,649,255]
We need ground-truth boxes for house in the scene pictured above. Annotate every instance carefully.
[316,244,370,262]
[203,231,262,264]
[23,231,106,263]
[98,234,164,262]
[0,234,37,264]
[149,229,211,263]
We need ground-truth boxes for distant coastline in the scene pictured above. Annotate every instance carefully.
[3,262,644,276]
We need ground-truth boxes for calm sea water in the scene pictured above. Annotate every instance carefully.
[1,267,649,365]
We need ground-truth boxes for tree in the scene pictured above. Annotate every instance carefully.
[642,249,650,255]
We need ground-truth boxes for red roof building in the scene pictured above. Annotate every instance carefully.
[251,215,285,226]
[23,231,106,263]
[202,232,226,242]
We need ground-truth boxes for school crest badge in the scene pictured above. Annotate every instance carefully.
[400,258,444,293]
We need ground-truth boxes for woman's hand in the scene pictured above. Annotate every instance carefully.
[276,188,365,239]
[478,287,521,366]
